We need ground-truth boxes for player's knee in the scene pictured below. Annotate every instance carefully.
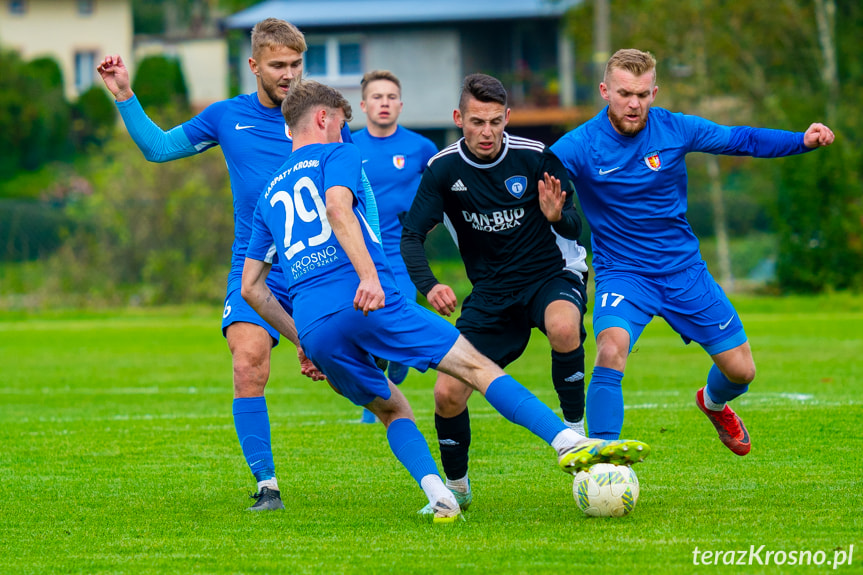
[546,320,582,352]
[728,362,756,385]
[595,335,628,369]
[433,377,471,416]
[232,348,270,394]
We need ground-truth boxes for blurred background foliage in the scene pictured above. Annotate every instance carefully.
[0,0,860,310]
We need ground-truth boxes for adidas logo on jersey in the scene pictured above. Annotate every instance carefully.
[451,179,468,192]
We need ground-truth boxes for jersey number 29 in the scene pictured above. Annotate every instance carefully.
[269,176,332,261]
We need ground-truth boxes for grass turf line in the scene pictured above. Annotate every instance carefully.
[0,295,861,574]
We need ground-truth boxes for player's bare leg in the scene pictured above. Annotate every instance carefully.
[697,342,755,455]
[226,322,282,510]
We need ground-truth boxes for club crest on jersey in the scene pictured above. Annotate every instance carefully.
[643,151,661,171]
[285,124,292,140]
[392,155,405,170]
[505,176,528,199]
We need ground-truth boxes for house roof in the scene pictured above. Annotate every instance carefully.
[223,0,581,30]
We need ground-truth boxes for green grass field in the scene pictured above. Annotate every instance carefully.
[1,295,861,574]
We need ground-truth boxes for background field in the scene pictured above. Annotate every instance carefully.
[1,294,861,574]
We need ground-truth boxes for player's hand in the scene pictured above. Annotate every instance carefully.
[297,346,326,381]
[803,123,835,148]
[427,284,458,317]
[96,55,134,101]
[538,172,565,223]
[354,279,385,316]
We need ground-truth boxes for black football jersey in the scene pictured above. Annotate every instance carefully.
[402,132,582,294]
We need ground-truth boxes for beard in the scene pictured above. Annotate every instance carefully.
[608,108,648,136]
[261,78,287,106]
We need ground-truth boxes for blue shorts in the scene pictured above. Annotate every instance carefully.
[221,267,293,345]
[592,261,746,355]
[300,295,460,406]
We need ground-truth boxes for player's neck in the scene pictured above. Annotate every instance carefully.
[367,123,398,138]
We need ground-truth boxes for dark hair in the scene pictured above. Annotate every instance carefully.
[281,79,352,128]
[360,69,401,99]
[459,73,507,112]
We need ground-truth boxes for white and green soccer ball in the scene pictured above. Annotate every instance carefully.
[573,463,639,517]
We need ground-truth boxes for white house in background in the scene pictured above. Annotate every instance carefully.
[223,0,587,141]
[0,0,226,110]
[0,0,133,100]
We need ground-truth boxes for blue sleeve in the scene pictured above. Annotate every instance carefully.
[323,144,362,192]
[247,199,276,264]
[359,168,380,237]
[115,95,201,162]
[684,114,809,157]
[720,126,810,157]
[340,124,353,144]
[421,138,438,167]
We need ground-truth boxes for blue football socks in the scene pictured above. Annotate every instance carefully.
[586,366,624,439]
[386,418,441,485]
[705,364,749,404]
[484,375,566,445]
[232,396,275,482]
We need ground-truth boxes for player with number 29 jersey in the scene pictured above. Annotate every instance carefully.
[247,142,398,338]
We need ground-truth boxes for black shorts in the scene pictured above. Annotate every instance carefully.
[455,271,587,367]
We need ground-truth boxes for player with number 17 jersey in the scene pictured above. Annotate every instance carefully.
[247,142,398,337]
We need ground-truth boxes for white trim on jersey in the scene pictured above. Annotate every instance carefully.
[507,134,546,153]
[454,133,546,170]
[552,229,588,277]
[442,213,459,249]
[264,242,278,265]
[427,142,460,167]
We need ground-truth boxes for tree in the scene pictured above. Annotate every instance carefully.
[563,0,863,292]
[0,50,71,178]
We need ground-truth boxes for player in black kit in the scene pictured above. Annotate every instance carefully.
[401,73,590,515]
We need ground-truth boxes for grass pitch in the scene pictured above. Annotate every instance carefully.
[1,295,861,574]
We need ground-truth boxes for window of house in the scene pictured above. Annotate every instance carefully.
[77,0,94,15]
[9,0,27,14]
[305,37,363,85]
[75,51,97,93]
[306,44,327,77]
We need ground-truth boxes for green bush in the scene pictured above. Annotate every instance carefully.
[71,85,117,148]
[0,50,72,177]
[131,54,189,112]
[43,135,233,305]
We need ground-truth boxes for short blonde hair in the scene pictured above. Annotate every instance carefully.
[251,18,306,59]
[281,79,353,129]
[360,70,401,99]
[604,49,657,83]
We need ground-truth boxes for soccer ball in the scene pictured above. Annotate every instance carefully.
[573,463,639,517]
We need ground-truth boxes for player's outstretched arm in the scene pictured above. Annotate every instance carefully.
[326,185,385,315]
[803,123,835,148]
[97,54,134,102]
[98,54,199,163]
[240,257,300,347]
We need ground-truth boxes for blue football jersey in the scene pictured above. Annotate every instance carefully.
[247,143,398,337]
[181,94,359,289]
[551,107,810,276]
[351,126,437,261]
